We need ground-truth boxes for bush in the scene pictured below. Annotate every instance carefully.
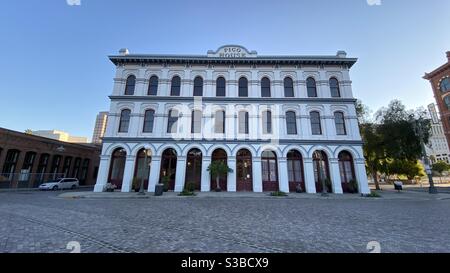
[364,191,381,198]
[186,182,196,192]
[348,179,359,194]
[161,176,170,192]
[270,191,288,197]
[178,190,196,196]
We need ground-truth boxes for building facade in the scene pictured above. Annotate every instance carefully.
[0,127,101,188]
[424,52,450,150]
[32,130,88,143]
[425,103,450,164]
[92,111,109,144]
[93,45,370,194]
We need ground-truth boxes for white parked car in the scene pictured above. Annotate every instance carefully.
[39,178,79,191]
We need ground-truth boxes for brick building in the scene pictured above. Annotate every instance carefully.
[424,51,450,150]
[0,127,101,189]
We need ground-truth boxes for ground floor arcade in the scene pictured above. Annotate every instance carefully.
[93,141,370,194]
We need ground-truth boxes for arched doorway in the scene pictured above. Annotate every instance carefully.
[287,150,305,192]
[211,149,228,191]
[236,149,253,192]
[313,150,331,193]
[108,148,126,189]
[185,148,202,191]
[338,151,357,193]
[262,150,279,192]
[160,148,177,191]
[133,149,152,191]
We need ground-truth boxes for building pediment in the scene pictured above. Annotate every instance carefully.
[207,45,257,58]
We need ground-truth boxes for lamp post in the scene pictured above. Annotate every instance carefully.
[414,119,438,194]
[138,146,152,195]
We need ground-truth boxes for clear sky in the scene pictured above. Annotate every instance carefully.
[0,0,449,140]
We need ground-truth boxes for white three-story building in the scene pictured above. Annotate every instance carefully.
[93,45,370,194]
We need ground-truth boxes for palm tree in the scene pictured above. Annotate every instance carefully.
[207,161,233,192]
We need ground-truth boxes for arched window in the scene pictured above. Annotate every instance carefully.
[72,157,81,179]
[262,110,272,134]
[36,154,50,182]
[444,95,450,110]
[170,76,181,96]
[329,78,340,97]
[214,110,226,134]
[338,151,356,185]
[148,76,158,96]
[284,77,294,97]
[143,109,155,133]
[22,152,37,175]
[261,151,278,192]
[50,155,62,177]
[236,149,253,192]
[2,149,20,174]
[261,77,271,97]
[211,149,228,191]
[167,109,179,133]
[287,150,304,192]
[334,112,346,135]
[185,148,202,191]
[61,156,72,178]
[286,111,297,135]
[239,77,248,97]
[124,75,136,95]
[160,148,177,191]
[118,109,131,133]
[80,159,90,184]
[133,149,152,190]
[238,111,249,134]
[307,77,317,97]
[310,111,322,135]
[193,76,203,96]
[108,148,126,189]
[440,77,450,93]
[216,77,226,97]
[191,110,202,134]
[313,151,330,193]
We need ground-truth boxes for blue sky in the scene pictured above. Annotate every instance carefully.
[0,0,449,140]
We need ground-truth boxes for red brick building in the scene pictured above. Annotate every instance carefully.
[424,52,450,150]
[0,127,101,189]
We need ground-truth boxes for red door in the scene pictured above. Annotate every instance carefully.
[236,149,253,192]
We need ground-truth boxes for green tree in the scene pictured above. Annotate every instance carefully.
[432,161,450,183]
[207,161,233,192]
[387,159,426,180]
[361,123,385,190]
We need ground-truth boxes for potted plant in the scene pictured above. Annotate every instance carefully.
[104,183,117,192]
[132,177,140,192]
[207,161,233,192]
[295,183,304,193]
[161,175,170,192]
[324,178,332,193]
[348,179,359,194]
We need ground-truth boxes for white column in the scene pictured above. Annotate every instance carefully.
[303,158,316,193]
[228,156,237,192]
[148,156,161,192]
[278,157,290,193]
[201,156,211,192]
[355,158,370,194]
[329,159,343,194]
[252,157,263,192]
[121,155,136,193]
[174,156,187,192]
[94,155,110,192]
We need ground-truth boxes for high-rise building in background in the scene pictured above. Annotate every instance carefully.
[92,111,108,144]
[31,130,88,144]
[425,103,450,164]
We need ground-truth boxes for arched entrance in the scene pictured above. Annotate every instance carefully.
[211,149,228,191]
[160,148,177,191]
[313,150,331,193]
[262,150,279,192]
[108,148,126,189]
[338,151,357,193]
[133,149,152,191]
[236,149,253,192]
[287,150,305,192]
[185,148,202,191]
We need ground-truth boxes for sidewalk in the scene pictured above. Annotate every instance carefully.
[58,189,450,201]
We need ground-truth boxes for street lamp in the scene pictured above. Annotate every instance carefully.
[138,146,152,195]
[414,119,438,194]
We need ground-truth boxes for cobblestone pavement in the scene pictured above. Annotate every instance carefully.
[1,190,450,253]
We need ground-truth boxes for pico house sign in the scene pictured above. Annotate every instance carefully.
[207,45,257,58]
